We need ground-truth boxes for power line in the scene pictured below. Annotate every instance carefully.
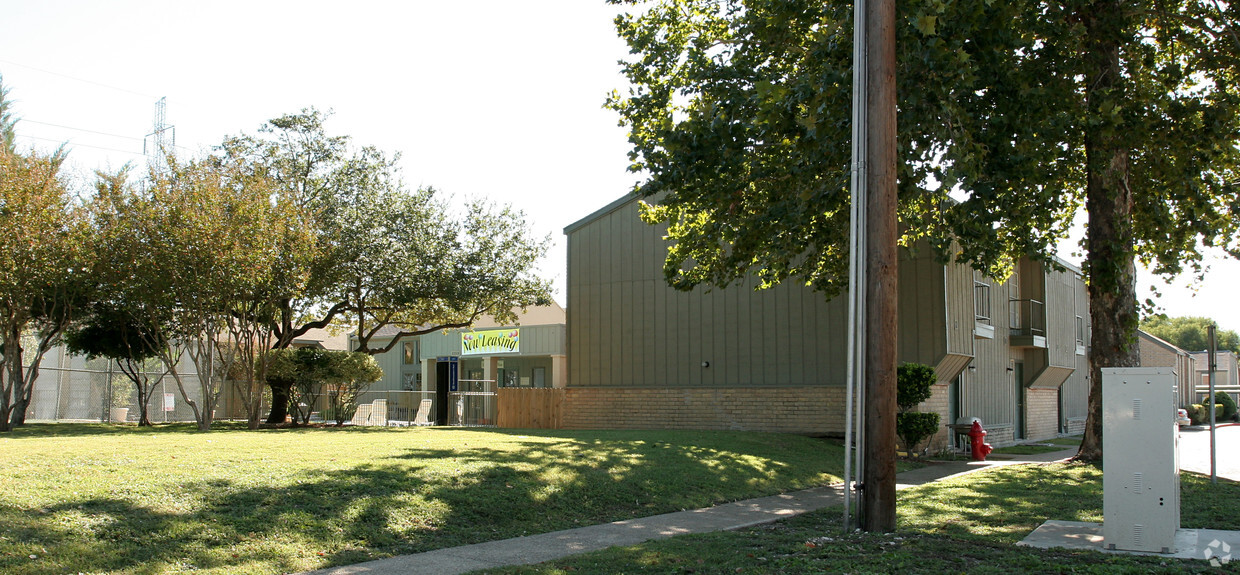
[0,58,158,100]
[21,119,145,142]
[16,133,147,158]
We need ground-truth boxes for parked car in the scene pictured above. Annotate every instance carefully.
[1176,408,1191,427]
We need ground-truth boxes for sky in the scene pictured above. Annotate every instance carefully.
[2,0,1238,333]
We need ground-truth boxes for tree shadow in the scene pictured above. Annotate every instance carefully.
[0,427,842,574]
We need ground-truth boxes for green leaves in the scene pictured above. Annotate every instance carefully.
[609,0,1240,297]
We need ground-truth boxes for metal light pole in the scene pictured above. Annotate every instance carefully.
[1208,323,1217,484]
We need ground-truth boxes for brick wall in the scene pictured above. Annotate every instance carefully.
[1025,388,1059,440]
[562,386,847,434]
[921,383,953,453]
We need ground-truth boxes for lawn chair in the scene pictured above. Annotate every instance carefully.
[370,399,388,427]
[350,403,373,426]
[412,399,433,426]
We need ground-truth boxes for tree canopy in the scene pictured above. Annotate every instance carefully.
[607,0,1240,460]
[218,110,553,354]
[0,147,92,431]
[1141,315,1240,353]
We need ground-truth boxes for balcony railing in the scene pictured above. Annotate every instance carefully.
[1009,298,1046,337]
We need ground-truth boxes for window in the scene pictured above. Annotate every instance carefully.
[974,281,991,324]
[403,341,419,365]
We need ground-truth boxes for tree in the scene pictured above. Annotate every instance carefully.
[267,348,383,425]
[93,156,300,431]
[0,74,16,152]
[1141,315,1240,353]
[607,0,1240,464]
[218,110,552,422]
[0,147,91,431]
[64,302,167,426]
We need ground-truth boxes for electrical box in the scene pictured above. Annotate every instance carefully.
[1102,367,1180,553]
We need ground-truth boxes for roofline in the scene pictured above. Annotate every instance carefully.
[353,322,566,344]
[563,194,1086,275]
[1138,329,1188,355]
[1050,254,1082,275]
[563,193,641,235]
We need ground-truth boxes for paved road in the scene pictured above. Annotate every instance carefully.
[1178,424,1240,481]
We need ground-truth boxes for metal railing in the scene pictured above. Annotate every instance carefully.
[449,379,498,426]
[1009,298,1046,336]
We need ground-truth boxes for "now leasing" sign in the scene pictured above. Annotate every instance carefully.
[461,329,520,356]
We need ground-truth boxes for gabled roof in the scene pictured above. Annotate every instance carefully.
[1139,330,1190,356]
[564,193,641,235]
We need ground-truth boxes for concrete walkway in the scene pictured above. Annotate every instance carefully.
[303,446,1079,575]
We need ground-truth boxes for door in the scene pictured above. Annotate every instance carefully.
[949,375,962,448]
[1014,362,1026,440]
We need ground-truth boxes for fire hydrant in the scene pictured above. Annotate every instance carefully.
[969,420,993,461]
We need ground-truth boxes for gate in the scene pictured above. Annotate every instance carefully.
[449,378,497,426]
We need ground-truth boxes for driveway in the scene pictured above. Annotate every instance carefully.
[1178,424,1240,481]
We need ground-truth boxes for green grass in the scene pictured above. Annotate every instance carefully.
[992,443,1076,455]
[479,462,1240,574]
[0,423,850,575]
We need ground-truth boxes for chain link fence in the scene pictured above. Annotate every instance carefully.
[24,346,221,424]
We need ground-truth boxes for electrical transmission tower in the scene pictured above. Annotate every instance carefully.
[143,97,175,175]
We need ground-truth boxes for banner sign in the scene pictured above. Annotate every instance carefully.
[163,393,175,412]
[461,329,520,356]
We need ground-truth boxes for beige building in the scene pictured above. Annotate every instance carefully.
[1189,349,1239,405]
[1137,330,1197,408]
[357,304,567,425]
[560,195,1091,449]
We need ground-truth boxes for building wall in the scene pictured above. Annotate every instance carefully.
[563,196,1090,445]
[561,386,847,434]
[1139,331,1197,407]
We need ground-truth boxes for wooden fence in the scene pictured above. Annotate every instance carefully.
[497,388,565,429]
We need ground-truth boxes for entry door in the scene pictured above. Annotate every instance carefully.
[435,362,450,425]
[949,375,961,448]
[1014,363,1026,439]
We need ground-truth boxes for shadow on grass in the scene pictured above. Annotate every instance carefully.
[0,427,843,575]
[897,461,1105,543]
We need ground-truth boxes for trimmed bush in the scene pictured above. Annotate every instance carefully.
[897,412,941,453]
[1189,404,1206,425]
[1213,391,1238,419]
[896,363,940,453]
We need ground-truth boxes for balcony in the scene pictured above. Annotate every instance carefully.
[1010,298,1047,348]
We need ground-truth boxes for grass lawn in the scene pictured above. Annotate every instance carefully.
[482,462,1240,574]
[0,423,850,575]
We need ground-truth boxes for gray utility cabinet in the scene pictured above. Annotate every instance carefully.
[1102,367,1180,553]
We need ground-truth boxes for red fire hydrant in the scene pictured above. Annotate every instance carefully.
[969,420,993,461]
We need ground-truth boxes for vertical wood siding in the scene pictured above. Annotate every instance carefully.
[566,199,968,390]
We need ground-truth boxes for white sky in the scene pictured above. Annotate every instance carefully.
[2,0,1237,332]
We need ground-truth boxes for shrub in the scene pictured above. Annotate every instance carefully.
[897,412,941,454]
[1212,391,1238,419]
[897,363,937,410]
[896,363,940,453]
[1187,403,1224,425]
[1189,404,1205,425]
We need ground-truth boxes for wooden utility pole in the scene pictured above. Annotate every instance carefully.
[862,0,898,532]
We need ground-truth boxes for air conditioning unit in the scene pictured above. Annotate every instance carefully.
[1102,367,1179,553]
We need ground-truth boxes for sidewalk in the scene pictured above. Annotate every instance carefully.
[303,446,1079,575]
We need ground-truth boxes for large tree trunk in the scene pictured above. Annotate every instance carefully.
[1078,0,1140,461]
[0,323,22,432]
[266,381,292,424]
